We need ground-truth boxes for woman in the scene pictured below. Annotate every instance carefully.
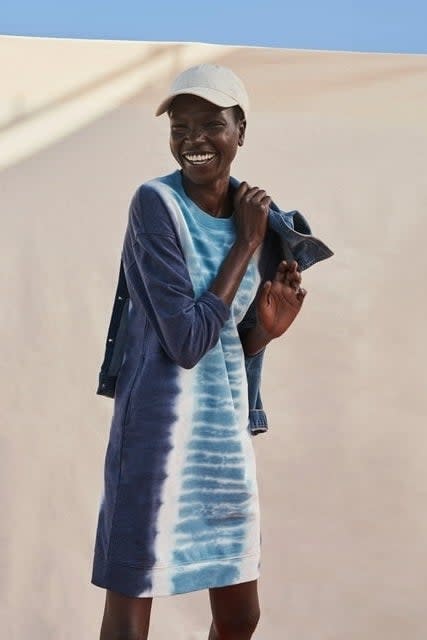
[92,63,307,640]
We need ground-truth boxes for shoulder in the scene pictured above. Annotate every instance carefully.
[129,173,181,237]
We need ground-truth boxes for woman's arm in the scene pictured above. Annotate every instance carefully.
[208,181,270,304]
[123,182,270,369]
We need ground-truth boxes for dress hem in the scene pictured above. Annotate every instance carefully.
[91,551,260,597]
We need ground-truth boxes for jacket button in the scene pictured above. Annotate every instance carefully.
[108,338,113,342]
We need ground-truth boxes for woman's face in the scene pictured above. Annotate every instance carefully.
[168,94,246,186]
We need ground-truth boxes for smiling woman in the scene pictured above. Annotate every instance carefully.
[91,63,308,640]
[168,95,245,210]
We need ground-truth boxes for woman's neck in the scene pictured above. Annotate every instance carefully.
[181,173,233,218]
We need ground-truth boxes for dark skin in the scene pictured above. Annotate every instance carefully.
[99,94,306,640]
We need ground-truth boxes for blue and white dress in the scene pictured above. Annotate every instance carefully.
[91,170,262,597]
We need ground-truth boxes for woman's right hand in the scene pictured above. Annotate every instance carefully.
[209,182,271,307]
[233,181,271,251]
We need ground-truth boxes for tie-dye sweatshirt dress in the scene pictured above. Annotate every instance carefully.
[91,169,262,597]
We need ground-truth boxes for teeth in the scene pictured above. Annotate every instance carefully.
[183,153,215,164]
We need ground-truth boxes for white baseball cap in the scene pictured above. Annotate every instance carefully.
[155,63,249,118]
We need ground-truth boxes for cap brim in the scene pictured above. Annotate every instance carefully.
[155,87,238,117]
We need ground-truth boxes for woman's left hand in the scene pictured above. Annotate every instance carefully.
[257,260,307,339]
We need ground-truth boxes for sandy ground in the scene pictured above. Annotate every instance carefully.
[1,42,427,639]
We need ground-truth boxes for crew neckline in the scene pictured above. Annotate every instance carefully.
[174,170,235,230]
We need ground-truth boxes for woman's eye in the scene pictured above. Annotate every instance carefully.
[171,126,186,136]
[206,122,223,129]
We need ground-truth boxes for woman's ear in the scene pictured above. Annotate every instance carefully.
[238,119,246,147]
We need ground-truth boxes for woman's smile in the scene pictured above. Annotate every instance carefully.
[181,151,217,165]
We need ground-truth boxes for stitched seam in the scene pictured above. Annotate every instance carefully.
[104,341,147,563]
[134,231,176,239]
[97,550,260,570]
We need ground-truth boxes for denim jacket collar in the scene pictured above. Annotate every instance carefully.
[228,175,333,272]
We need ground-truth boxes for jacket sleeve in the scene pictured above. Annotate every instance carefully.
[122,184,231,369]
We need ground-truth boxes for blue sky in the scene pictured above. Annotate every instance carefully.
[1,0,426,54]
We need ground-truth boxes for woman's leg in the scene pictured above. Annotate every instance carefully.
[208,580,260,640]
[99,589,153,640]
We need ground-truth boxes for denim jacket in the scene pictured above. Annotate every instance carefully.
[96,182,333,435]
[237,208,333,432]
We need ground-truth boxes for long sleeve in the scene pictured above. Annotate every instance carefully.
[122,184,231,369]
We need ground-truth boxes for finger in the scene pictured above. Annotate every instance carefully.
[249,189,266,204]
[274,260,288,281]
[289,270,302,289]
[243,186,262,203]
[260,194,271,209]
[261,280,272,304]
[234,181,250,206]
[280,260,300,286]
[250,190,270,206]
[296,287,307,303]
[275,260,300,283]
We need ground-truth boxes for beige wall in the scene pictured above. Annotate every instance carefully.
[1,38,426,639]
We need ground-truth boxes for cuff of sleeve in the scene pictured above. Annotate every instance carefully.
[200,290,231,323]
[248,409,268,435]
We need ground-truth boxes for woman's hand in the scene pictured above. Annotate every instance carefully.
[257,260,307,338]
[209,181,270,308]
[233,181,271,251]
[240,260,307,357]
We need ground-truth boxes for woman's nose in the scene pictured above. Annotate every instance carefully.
[187,125,206,142]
